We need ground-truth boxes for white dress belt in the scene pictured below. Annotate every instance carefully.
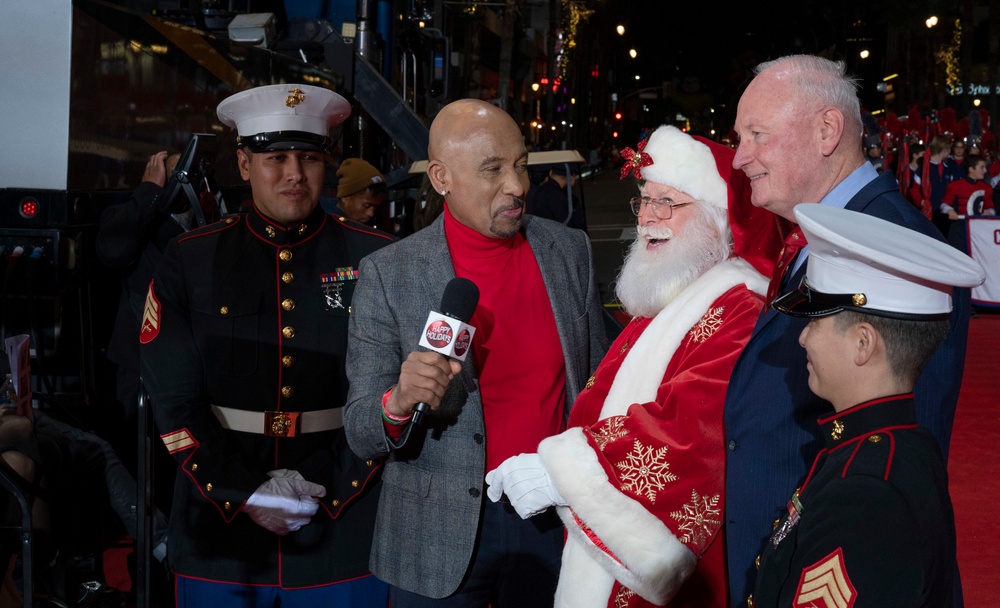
[211,404,344,437]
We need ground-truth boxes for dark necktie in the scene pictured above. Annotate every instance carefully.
[766,226,806,304]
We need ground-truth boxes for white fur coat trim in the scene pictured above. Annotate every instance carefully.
[600,257,766,420]
[540,427,695,605]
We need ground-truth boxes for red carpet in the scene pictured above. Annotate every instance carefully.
[950,314,1000,606]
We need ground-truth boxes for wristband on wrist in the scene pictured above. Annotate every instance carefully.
[381,385,412,425]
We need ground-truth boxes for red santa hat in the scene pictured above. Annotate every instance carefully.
[632,126,729,210]
[623,125,790,277]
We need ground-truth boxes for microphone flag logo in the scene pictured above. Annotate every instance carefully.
[419,311,477,362]
[454,329,472,357]
[425,320,454,348]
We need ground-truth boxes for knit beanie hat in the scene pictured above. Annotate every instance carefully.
[336,158,385,197]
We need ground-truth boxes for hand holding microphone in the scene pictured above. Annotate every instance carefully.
[387,278,479,425]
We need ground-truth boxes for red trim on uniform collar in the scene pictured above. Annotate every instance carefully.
[817,393,914,426]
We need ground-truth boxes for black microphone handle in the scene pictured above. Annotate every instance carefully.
[411,401,430,425]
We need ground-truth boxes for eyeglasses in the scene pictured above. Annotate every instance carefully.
[628,196,693,219]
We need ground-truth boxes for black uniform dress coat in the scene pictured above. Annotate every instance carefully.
[140,203,394,587]
[752,394,956,608]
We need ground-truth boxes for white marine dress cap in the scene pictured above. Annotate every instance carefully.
[773,204,986,319]
[216,84,351,154]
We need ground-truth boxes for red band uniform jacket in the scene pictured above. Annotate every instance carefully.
[140,205,394,587]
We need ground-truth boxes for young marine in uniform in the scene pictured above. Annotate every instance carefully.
[140,84,394,606]
[751,204,986,607]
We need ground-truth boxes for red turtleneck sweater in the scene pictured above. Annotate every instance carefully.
[443,204,566,472]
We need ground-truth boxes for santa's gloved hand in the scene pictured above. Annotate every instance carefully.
[485,453,565,519]
[243,469,326,535]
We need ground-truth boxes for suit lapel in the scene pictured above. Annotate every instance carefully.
[845,170,895,213]
[524,217,570,344]
[418,215,482,387]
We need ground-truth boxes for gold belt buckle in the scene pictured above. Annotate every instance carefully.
[265,411,301,437]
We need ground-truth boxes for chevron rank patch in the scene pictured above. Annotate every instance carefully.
[161,429,196,454]
[794,547,856,608]
[139,281,161,344]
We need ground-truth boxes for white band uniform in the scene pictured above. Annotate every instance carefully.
[211,404,344,437]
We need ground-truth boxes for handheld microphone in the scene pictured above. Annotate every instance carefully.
[412,278,480,425]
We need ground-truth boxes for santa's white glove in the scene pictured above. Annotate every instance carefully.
[485,453,565,519]
[243,469,326,535]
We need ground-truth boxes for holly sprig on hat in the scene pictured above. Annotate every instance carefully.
[619,137,653,180]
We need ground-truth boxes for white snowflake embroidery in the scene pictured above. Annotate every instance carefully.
[615,439,677,503]
[590,416,628,451]
[688,305,725,343]
[670,489,722,550]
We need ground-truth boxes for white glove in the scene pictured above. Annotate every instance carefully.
[485,453,565,519]
[243,469,326,535]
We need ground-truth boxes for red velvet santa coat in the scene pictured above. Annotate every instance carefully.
[538,257,766,607]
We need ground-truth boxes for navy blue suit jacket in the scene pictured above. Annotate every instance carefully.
[723,170,971,607]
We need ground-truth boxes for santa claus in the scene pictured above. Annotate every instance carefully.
[486,125,787,607]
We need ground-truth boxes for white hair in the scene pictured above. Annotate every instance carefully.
[755,54,863,143]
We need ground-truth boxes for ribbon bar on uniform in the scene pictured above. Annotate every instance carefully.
[211,404,344,437]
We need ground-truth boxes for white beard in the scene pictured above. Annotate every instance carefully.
[615,206,731,318]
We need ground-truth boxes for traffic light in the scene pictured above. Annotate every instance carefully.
[614,111,622,121]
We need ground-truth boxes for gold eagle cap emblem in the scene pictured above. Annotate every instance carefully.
[285,87,305,108]
[852,293,867,307]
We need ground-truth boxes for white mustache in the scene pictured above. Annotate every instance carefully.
[636,224,674,241]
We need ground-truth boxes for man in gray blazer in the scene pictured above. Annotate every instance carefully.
[344,99,607,607]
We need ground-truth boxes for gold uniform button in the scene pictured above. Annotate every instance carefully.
[351,480,359,488]
[755,555,761,569]
[225,217,235,224]
[279,249,293,262]
[206,483,213,492]
[224,501,231,510]
[282,355,295,367]
[331,499,340,507]
[282,271,295,284]
[191,463,198,471]
[366,459,373,467]
[337,216,346,222]
[281,386,294,398]
[282,298,295,311]
[219,306,229,315]
[868,434,883,443]
[282,326,296,338]
[585,375,596,389]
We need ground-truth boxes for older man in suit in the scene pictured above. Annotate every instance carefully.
[343,99,607,607]
[724,54,970,608]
